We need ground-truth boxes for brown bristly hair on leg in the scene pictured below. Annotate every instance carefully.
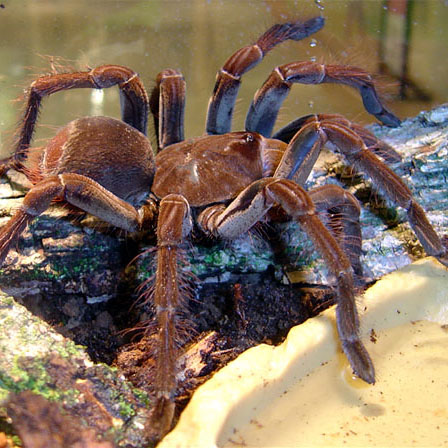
[122,243,198,365]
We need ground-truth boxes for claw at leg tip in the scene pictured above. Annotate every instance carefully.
[343,340,376,385]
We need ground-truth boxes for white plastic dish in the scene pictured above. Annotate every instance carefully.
[159,257,448,447]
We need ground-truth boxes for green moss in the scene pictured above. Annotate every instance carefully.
[133,388,151,408]
[54,340,86,358]
[1,253,104,282]
[0,295,14,306]
[0,356,80,404]
[117,399,136,419]
[11,435,23,446]
[45,256,102,280]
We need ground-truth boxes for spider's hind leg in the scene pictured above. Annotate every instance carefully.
[144,194,192,442]
[150,69,186,151]
[0,173,151,266]
[0,65,150,177]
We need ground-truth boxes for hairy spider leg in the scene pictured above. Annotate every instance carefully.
[206,16,325,135]
[145,194,192,442]
[150,69,186,150]
[245,62,401,138]
[198,177,374,384]
[308,185,363,278]
[0,172,156,266]
[273,114,402,164]
[0,65,149,175]
[275,116,447,266]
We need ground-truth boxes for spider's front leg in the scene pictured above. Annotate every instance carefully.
[245,61,401,137]
[199,177,375,385]
[206,16,325,135]
[275,115,448,266]
[273,114,402,164]
[308,184,363,278]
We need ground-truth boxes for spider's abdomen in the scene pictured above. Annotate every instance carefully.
[152,132,264,207]
[43,116,156,205]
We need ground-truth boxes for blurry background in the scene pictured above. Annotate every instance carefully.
[0,0,447,156]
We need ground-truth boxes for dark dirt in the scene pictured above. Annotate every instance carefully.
[114,269,337,413]
[0,208,341,447]
[8,225,337,386]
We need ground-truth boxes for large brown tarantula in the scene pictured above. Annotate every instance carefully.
[0,16,446,440]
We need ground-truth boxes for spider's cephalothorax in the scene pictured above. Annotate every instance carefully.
[0,16,446,441]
